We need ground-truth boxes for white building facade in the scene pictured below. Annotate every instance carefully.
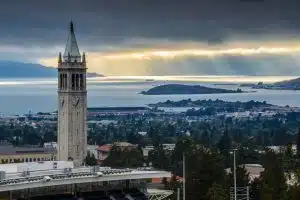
[57,22,87,167]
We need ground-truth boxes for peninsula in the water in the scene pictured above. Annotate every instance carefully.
[141,84,244,95]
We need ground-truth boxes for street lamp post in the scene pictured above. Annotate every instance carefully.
[183,152,186,200]
[233,149,238,200]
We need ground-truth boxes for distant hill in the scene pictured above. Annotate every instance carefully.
[141,84,244,95]
[274,77,300,87]
[0,61,104,78]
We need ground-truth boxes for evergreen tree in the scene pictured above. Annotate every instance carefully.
[103,145,144,168]
[218,127,231,167]
[260,150,287,200]
[185,146,227,200]
[227,165,250,188]
[148,144,171,170]
[201,130,211,148]
[85,151,97,166]
[297,128,300,160]
[207,182,228,200]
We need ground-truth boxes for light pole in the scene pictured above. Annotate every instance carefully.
[183,152,186,200]
[233,149,238,200]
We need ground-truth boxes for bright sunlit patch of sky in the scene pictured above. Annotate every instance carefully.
[0,76,296,86]
[38,45,300,76]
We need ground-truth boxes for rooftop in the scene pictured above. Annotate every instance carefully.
[0,146,56,155]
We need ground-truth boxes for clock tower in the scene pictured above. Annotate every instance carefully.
[57,22,87,167]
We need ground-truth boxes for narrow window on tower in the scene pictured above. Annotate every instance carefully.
[60,74,63,89]
[80,74,83,89]
[64,74,68,89]
[61,74,64,89]
[72,74,75,90]
[76,145,79,156]
[75,74,79,90]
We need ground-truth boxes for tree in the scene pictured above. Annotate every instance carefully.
[297,128,300,161]
[201,130,211,148]
[148,144,171,170]
[85,151,97,166]
[103,146,144,168]
[227,165,250,188]
[218,127,231,167]
[260,150,287,200]
[185,146,227,200]
[207,182,228,200]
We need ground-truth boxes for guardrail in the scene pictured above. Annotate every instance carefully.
[0,170,171,192]
[0,166,170,192]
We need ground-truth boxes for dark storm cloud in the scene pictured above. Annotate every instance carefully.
[0,0,300,48]
[1,0,300,76]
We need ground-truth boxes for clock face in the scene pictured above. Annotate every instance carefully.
[73,97,80,108]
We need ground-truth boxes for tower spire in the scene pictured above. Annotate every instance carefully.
[70,21,74,33]
[63,21,81,60]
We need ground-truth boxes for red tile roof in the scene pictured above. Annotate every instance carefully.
[97,144,113,152]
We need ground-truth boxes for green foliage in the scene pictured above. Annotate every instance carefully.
[148,144,171,170]
[218,127,232,167]
[260,150,287,200]
[207,182,228,200]
[85,151,97,166]
[102,145,144,168]
[297,128,300,162]
[227,166,250,188]
[185,145,227,200]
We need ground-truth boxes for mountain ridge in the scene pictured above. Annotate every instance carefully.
[0,61,104,78]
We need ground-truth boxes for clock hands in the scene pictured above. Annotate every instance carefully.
[75,98,80,108]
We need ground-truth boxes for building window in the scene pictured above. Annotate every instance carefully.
[80,74,83,89]
[72,74,75,90]
[64,74,68,89]
[60,74,63,89]
[75,74,79,90]
[25,158,28,162]
[76,145,79,156]
[29,158,32,162]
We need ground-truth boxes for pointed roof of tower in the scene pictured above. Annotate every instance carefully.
[63,21,81,58]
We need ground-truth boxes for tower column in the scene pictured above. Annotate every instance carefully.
[57,22,87,167]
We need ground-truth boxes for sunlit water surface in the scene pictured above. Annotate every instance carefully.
[0,75,299,115]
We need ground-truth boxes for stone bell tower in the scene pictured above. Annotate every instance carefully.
[57,21,87,167]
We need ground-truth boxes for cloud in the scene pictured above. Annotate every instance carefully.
[0,0,300,75]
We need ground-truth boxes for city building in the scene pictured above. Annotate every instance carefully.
[57,22,87,167]
[88,107,150,117]
[142,144,176,157]
[0,144,56,164]
[97,144,113,162]
[87,145,98,159]
[43,142,57,149]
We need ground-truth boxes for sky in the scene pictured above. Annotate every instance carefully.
[2,0,300,76]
